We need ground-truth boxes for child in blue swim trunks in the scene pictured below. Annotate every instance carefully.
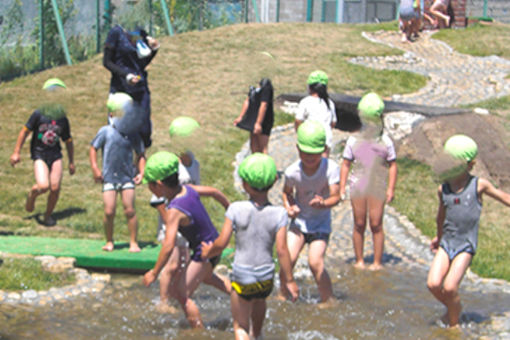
[142,152,231,328]
[201,153,298,340]
[427,134,510,328]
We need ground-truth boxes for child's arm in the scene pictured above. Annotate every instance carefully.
[133,153,146,185]
[478,178,510,206]
[309,183,340,209]
[253,101,267,135]
[386,160,398,203]
[233,97,249,126]
[88,146,103,183]
[10,127,30,167]
[201,217,234,259]
[143,208,182,286]
[275,226,299,301]
[64,139,75,175]
[282,182,300,218]
[339,159,351,201]
[431,185,445,252]
[189,184,230,209]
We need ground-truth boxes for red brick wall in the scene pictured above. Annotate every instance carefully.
[424,0,467,28]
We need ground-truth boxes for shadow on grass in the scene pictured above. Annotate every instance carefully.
[24,207,87,224]
[109,241,159,251]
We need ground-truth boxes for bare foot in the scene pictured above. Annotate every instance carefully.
[274,292,288,302]
[401,33,408,43]
[129,243,141,253]
[42,216,56,227]
[156,302,179,314]
[102,242,114,252]
[25,191,36,212]
[368,263,383,271]
[353,262,366,270]
[317,298,339,310]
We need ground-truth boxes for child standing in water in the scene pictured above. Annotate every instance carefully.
[340,93,397,271]
[142,152,231,328]
[279,120,340,305]
[295,70,337,158]
[10,78,75,226]
[427,134,510,328]
[201,153,299,340]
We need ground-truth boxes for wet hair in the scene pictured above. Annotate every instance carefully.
[308,82,330,109]
[161,173,179,188]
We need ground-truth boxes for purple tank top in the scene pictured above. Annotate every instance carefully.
[167,185,219,260]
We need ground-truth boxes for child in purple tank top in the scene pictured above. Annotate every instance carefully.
[142,152,231,328]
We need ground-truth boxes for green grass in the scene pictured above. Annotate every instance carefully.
[0,257,75,291]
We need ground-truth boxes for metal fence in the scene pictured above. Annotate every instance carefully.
[0,0,509,81]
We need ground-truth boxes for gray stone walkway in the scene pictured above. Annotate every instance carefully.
[234,30,510,338]
[350,30,510,107]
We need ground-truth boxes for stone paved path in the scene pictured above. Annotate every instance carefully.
[350,30,510,107]
[234,31,510,338]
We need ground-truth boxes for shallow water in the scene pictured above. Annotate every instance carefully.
[1,262,508,340]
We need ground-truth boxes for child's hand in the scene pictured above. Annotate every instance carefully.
[286,280,299,302]
[143,269,157,287]
[233,116,242,126]
[430,236,439,253]
[309,195,325,208]
[133,173,143,185]
[200,241,213,260]
[92,168,103,183]
[286,205,300,218]
[386,188,394,203]
[9,153,20,167]
[147,36,160,49]
[253,122,262,135]
[69,163,76,175]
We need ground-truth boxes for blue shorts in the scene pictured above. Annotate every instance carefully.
[440,243,475,261]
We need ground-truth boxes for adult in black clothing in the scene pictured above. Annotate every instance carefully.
[103,25,160,148]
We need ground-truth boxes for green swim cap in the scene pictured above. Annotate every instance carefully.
[297,120,326,154]
[358,92,385,118]
[238,153,277,190]
[42,78,66,91]
[307,70,328,86]
[444,134,478,162]
[106,92,133,112]
[143,151,180,184]
[169,116,200,137]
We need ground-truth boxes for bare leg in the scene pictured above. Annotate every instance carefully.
[230,291,251,340]
[278,228,305,299]
[442,252,472,327]
[203,272,232,294]
[351,197,368,269]
[121,188,140,252]
[157,245,184,313]
[308,239,333,303]
[44,159,63,225]
[27,160,50,212]
[250,298,266,339]
[250,132,260,154]
[430,2,449,27]
[367,196,385,270]
[102,190,117,251]
[258,134,270,154]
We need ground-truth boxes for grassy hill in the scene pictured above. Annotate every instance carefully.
[0,22,425,240]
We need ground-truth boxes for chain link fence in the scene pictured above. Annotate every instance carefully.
[0,0,509,81]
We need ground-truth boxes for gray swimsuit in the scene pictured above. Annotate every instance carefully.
[439,176,481,260]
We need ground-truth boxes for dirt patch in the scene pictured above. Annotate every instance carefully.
[397,113,510,190]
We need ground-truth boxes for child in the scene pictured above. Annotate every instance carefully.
[279,120,340,305]
[339,92,397,271]
[295,70,337,158]
[9,78,75,226]
[89,93,146,252]
[234,78,274,154]
[150,116,224,312]
[201,153,299,340]
[399,0,421,42]
[142,151,231,328]
[427,134,510,328]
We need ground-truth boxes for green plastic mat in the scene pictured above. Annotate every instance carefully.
[0,236,160,270]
